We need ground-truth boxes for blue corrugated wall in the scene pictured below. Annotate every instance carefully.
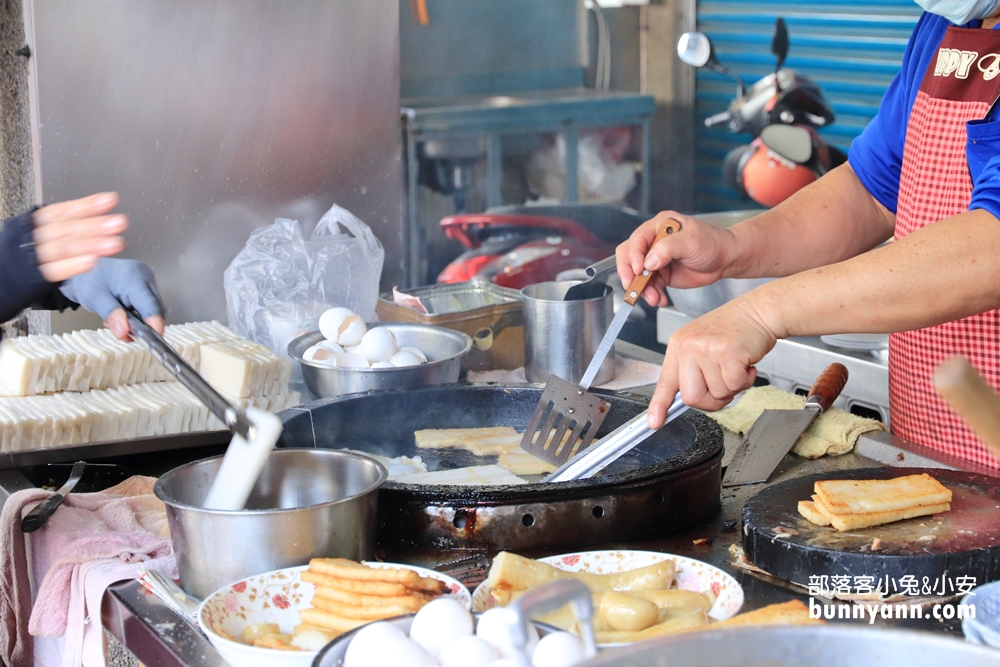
[694,1,923,211]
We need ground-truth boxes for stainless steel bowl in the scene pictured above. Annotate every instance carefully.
[288,322,472,398]
[579,624,1000,667]
[155,449,387,599]
[665,210,774,318]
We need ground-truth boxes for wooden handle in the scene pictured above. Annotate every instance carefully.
[623,218,682,306]
[806,363,848,412]
[933,356,1000,459]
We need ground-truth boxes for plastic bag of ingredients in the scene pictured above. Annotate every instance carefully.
[224,204,384,356]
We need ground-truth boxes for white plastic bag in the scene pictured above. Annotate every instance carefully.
[224,204,384,356]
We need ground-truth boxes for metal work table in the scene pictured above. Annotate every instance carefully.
[0,342,982,666]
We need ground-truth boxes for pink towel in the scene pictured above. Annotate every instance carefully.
[0,476,178,667]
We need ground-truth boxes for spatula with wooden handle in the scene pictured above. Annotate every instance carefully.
[520,218,682,465]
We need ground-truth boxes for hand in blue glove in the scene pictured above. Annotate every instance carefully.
[60,258,165,341]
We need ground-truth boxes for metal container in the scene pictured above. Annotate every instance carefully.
[288,323,472,399]
[521,280,616,385]
[376,280,524,372]
[665,210,774,318]
[154,449,387,599]
[579,625,1000,666]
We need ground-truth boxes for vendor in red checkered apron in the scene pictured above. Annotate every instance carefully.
[619,0,1000,468]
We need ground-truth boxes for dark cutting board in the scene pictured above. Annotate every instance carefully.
[742,467,1000,591]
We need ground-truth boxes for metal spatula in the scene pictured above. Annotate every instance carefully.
[520,218,682,465]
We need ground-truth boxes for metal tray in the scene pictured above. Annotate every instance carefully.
[0,430,232,471]
[376,280,524,371]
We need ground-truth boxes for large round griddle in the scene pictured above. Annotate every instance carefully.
[742,467,1000,590]
[279,384,723,550]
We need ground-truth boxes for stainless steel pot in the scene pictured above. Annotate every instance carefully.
[155,449,387,599]
[665,210,773,318]
[579,624,1000,666]
[288,322,472,398]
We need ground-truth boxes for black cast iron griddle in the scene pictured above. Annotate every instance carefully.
[278,383,723,550]
[742,467,1000,591]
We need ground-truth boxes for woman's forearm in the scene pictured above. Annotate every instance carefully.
[726,163,898,279]
[748,208,1000,338]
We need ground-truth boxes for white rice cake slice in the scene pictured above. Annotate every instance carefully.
[143,384,184,434]
[813,474,953,515]
[60,334,99,392]
[0,338,38,396]
[28,335,70,392]
[80,330,125,389]
[11,339,50,395]
[199,341,262,398]
[0,402,23,452]
[68,331,109,390]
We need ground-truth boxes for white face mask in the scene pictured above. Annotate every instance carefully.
[915,0,1000,24]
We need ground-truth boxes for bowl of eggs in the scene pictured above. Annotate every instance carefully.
[288,308,473,398]
[312,597,590,667]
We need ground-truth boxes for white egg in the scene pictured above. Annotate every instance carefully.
[303,341,343,365]
[477,607,539,659]
[390,350,424,368]
[409,597,474,658]
[439,635,498,667]
[319,339,346,353]
[399,346,428,363]
[335,352,371,369]
[356,328,398,363]
[531,632,586,667]
[319,307,368,346]
[371,361,396,368]
[486,661,521,667]
[344,622,407,667]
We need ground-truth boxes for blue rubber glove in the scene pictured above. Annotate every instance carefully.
[59,258,164,328]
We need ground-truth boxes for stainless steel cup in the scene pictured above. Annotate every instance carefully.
[521,280,616,385]
[154,449,387,599]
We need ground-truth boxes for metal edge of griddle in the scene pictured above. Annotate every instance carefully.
[378,447,724,550]
[741,467,1000,587]
[0,430,233,471]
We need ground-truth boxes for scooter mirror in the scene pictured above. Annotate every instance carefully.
[771,18,789,73]
[677,32,713,68]
[760,125,813,164]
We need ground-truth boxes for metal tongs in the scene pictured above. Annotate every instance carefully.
[124,308,254,441]
[125,307,282,510]
[544,393,688,482]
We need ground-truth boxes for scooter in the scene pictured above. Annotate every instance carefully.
[677,18,847,207]
[436,203,644,289]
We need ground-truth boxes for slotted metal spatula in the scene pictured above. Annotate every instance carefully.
[520,218,682,465]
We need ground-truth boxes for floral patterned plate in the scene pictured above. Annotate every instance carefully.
[198,562,470,667]
[471,550,744,630]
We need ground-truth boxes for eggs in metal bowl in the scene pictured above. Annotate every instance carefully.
[288,323,472,398]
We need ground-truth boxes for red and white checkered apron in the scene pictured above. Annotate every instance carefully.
[890,27,1000,468]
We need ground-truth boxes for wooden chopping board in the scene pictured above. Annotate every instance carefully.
[742,467,1000,590]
